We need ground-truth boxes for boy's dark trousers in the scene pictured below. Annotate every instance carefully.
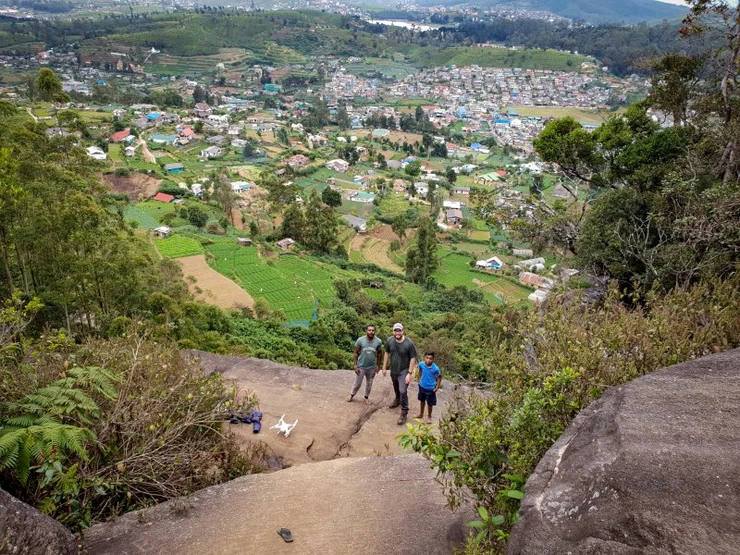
[391,372,409,414]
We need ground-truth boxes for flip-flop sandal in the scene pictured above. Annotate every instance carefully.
[277,527,293,543]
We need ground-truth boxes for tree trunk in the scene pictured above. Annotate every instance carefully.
[0,227,15,294]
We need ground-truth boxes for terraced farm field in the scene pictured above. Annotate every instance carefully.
[144,48,251,76]
[205,241,357,322]
[350,236,404,274]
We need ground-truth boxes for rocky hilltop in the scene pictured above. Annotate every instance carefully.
[83,352,471,555]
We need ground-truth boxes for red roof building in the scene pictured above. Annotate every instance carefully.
[153,192,174,203]
[110,129,132,143]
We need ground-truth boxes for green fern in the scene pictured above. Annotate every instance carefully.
[0,366,118,486]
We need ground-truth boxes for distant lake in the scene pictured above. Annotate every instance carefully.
[366,19,438,31]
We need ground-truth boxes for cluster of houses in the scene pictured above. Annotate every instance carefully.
[389,65,644,111]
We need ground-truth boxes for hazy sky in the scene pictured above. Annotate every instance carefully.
[653,0,687,5]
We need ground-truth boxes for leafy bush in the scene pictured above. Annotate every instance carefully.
[400,273,740,553]
[0,330,260,531]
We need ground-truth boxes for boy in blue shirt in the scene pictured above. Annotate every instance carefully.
[414,352,442,423]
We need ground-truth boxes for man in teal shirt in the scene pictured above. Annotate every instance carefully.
[348,325,383,405]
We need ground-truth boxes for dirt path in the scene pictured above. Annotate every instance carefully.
[177,255,254,310]
[148,234,163,260]
[137,139,156,164]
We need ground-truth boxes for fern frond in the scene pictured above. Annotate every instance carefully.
[24,387,99,424]
[1,419,94,485]
[3,413,46,428]
[17,433,33,485]
[67,365,120,400]
[0,429,24,470]
[37,423,93,461]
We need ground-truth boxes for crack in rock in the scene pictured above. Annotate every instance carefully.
[334,390,393,459]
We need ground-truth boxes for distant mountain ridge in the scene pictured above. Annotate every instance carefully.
[409,0,686,23]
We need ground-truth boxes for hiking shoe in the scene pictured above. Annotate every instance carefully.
[397,412,407,426]
[389,399,400,409]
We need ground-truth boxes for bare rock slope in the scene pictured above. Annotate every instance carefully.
[191,351,454,466]
[86,352,471,555]
[508,348,740,555]
[0,487,79,555]
[84,455,468,555]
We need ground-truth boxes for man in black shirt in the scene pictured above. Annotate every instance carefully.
[382,322,418,425]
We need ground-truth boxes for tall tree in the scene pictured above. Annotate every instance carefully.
[405,216,438,284]
[280,202,305,242]
[34,68,68,103]
[211,177,238,227]
[321,186,342,208]
[192,85,208,104]
[303,190,339,254]
[391,214,409,241]
[337,105,350,130]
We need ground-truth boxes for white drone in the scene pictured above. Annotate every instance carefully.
[270,414,298,437]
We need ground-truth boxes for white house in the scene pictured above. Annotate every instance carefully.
[476,256,503,270]
[153,226,171,238]
[443,200,462,210]
[231,181,252,192]
[528,289,549,304]
[413,182,429,196]
[85,146,107,161]
[342,214,367,233]
[326,159,350,173]
[200,146,224,158]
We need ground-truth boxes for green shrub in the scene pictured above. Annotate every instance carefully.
[0,331,260,531]
[400,273,740,553]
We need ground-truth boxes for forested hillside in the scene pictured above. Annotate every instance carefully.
[0,1,738,553]
[0,10,693,76]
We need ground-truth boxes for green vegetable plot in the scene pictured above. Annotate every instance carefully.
[206,242,356,321]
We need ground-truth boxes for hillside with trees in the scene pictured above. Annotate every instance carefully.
[0,10,696,76]
[0,1,738,554]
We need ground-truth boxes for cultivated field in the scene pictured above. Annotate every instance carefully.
[435,252,531,304]
[206,241,357,322]
[177,254,255,310]
[350,235,404,274]
[155,235,204,258]
[502,105,616,123]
